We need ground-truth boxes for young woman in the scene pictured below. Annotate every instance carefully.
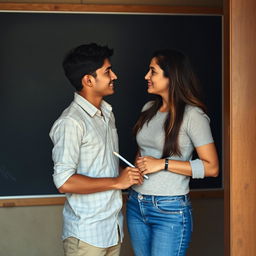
[126,49,219,256]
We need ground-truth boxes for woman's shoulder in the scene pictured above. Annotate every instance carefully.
[141,101,154,112]
[184,105,210,122]
[185,104,206,115]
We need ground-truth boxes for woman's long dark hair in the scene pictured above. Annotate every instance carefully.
[134,49,206,158]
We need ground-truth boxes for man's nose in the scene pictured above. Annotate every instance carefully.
[111,70,117,80]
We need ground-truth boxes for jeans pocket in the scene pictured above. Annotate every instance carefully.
[155,198,183,214]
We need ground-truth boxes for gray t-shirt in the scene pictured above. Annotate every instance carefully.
[132,101,214,196]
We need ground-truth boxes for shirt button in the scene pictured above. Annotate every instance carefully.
[138,194,143,200]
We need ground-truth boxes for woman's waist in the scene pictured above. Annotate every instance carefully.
[132,171,190,196]
[129,188,190,203]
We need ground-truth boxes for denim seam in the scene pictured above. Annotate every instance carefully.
[189,208,193,232]
[177,211,185,256]
[138,198,147,223]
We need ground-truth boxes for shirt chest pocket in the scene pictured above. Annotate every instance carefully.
[110,127,118,152]
[81,126,105,152]
[108,117,119,152]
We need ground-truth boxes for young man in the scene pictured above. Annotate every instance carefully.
[49,43,143,256]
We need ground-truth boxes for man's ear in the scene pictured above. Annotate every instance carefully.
[82,75,94,87]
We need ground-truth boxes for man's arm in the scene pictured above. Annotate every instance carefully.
[50,117,143,195]
[58,167,143,194]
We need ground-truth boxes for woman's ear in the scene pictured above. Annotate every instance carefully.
[82,74,93,87]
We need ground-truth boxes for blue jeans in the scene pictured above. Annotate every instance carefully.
[126,189,193,256]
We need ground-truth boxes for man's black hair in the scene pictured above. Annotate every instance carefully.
[63,43,113,91]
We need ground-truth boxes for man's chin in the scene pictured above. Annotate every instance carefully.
[104,89,115,96]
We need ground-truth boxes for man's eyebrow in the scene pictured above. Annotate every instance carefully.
[105,66,112,71]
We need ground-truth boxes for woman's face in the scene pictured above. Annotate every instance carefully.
[145,57,169,97]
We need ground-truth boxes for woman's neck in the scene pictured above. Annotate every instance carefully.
[159,97,169,112]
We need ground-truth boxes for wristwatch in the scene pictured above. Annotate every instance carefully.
[164,158,169,171]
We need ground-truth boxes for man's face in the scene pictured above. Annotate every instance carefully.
[91,58,117,97]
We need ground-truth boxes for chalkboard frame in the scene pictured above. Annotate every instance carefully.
[0,3,223,206]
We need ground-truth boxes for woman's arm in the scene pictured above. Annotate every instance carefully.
[136,142,219,178]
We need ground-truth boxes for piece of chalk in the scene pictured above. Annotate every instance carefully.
[113,151,149,179]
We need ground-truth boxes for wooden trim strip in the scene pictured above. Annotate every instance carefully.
[0,3,223,14]
[0,190,223,207]
[0,196,66,207]
[223,0,230,255]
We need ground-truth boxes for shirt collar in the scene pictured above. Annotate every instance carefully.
[74,93,112,118]
[100,100,112,121]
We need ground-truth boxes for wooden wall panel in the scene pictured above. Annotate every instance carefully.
[230,0,256,254]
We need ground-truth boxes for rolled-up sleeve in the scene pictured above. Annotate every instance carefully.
[49,117,83,188]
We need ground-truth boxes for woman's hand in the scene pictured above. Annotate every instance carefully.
[136,156,164,175]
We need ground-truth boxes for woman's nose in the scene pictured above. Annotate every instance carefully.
[145,70,150,80]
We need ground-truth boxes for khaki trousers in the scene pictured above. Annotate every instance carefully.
[63,237,121,256]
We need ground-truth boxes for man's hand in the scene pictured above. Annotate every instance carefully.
[115,167,143,189]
